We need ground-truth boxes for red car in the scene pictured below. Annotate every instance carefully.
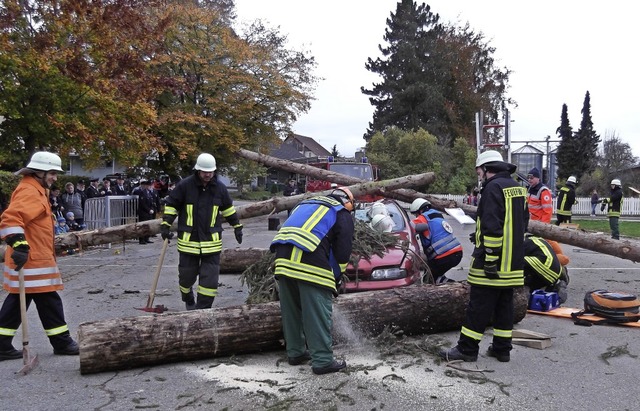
[343,199,424,292]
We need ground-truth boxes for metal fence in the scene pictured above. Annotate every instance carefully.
[84,195,139,230]
[433,194,640,217]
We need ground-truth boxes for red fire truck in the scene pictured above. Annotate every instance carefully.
[303,156,379,202]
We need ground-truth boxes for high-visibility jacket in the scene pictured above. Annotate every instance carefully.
[469,171,528,288]
[270,196,354,293]
[0,175,63,293]
[524,236,562,286]
[602,188,623,218]
[527,183,553,223]
[163,173,241,255]
[556,184,576,217]
[412,209,462,260]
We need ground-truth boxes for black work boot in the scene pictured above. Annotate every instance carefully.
[439,346,477,362]
[0,337,23,361]
[51,333,80,356]
[182,290,196,311]
[486,345,510,362]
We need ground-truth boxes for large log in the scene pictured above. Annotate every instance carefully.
[50,173,435,253]
[77,283,529,374]
[239,148,447,206]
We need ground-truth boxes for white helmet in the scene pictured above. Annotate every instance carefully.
[194,153,216,172]
[16,151,64,175]
[370,214,395,233]
[475,150,504,168]
[367,202,389,218]
[410,198,431,213]
[611,178,621,186]
[567,176,577,184]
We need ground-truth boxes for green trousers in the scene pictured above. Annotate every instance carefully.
[278,276,334,368]
[609,216,620,240]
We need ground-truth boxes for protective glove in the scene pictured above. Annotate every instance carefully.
[468,232,475,244]
[160,224,173,241]
[12,245,29,271]
[234,227,243,244]
[600,203,606,212]
[484,262,499,279]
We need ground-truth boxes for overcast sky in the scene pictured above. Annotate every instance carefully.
[233,1,639,160]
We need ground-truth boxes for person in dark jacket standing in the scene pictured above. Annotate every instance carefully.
[590,189,599,217]
[60,182,85,227]
[601,179,623,239]
[161,153,243,310]
[555,176,577,225]
[440,150,528,363]
[270,187,355,375]
[133,180,155,244]
[85,177,102,198]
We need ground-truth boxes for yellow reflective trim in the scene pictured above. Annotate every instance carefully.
[186,204,193,226]
[0,327,17,337]
[164,206,178,216]
[301,206,329,231]
[461,326,483,341]
[179,285,192,294]
[210,205,219,227]
[220,206,236,217]
[45,324,69,336]
[493,328,512,338]
[197,285,218,297]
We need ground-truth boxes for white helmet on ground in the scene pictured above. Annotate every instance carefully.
[410,198,431,213]
[16,151,64,175]
[194,153,217,172]
[567,176,577,184]
[367,202,390,218]
[475,150,504,168]
[611,178,621,186]
[370,214,395,233]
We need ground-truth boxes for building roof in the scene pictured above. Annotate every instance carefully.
[284,133,332,157]
[270,142,305,161]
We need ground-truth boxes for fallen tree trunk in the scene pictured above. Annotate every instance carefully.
[219,248,268,273]
[50,173,435,253]
[77,283,529,374]
[239,148,448,206]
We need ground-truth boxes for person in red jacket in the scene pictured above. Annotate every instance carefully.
[0,152,79,361]
[526,167,553,223]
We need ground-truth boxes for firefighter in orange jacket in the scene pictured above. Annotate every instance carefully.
[526,168,553,223]
[0,152,79,361]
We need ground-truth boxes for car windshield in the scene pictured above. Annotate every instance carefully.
[356,202,406,232]
[329,164,373,181]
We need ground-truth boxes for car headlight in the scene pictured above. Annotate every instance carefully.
[370,267,407,280]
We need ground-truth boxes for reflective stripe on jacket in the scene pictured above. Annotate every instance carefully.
[603,188,623,217]
[469,172,528,287]
[0,175,63,293]
[524,236,562,286]
[162,173,241,255]
[527,184,553,223]
[556,185,576,216]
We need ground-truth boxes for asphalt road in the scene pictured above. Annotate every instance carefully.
[1,205,640,411]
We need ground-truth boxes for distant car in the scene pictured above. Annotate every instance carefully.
[343,199,424,292]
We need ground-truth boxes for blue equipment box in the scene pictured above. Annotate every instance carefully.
[529,290,560,312]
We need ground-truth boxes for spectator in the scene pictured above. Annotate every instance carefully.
[283,179,299,216]
[55,216,69,235]
[60,182,85,227]
[590,189,599,217]
[133,180,155,244]
[65,211,86,231]
[49,185,64,218]
[526,167,553,223]
[102,178,114,196]
[85,178,103,198]
[114,175,128,195]
[76,179,87,208]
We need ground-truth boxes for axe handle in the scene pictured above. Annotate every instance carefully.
[146,239,169,309]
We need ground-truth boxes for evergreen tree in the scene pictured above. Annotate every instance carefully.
[555,104,580,180]
[575,91,600,175]
[362,0,512,146]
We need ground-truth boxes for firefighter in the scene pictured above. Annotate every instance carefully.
[601,178,623,240]
[160,153,243,310]
[526,167,553,223]
[0,151,79,360]
[555,176,577,225]
[523,235,569,303]
[270,187,355,375]
[440,150,528,363]
[409,198,462,284]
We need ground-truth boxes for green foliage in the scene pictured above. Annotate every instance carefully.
[0,171,20,204]
[366,128,476,194]
[362,0,512,147]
